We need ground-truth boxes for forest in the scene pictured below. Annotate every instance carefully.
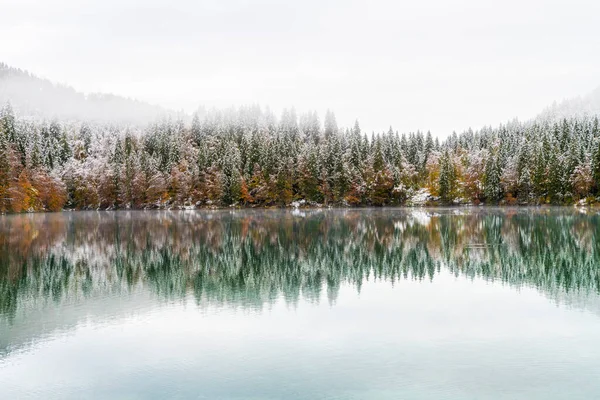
[1,99,600,212]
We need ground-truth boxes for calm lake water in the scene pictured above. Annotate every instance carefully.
[1,208,600,399]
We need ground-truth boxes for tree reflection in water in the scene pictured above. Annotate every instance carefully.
[1,208,600,322]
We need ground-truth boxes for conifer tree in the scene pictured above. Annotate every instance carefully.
[0,131,9,212]
[593,138,600,195]
[1,102,16,142]
[220,141,241,205]
[484,153,502,202]
[439,149,455,203]
[324,110,338,141]
[518,166,532,203]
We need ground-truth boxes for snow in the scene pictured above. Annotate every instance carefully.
[409,188,433,206]
[290,199,306,208]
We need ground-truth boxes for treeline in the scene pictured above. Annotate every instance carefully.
[1,102,600,212]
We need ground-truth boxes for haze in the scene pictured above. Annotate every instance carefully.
[2,0,600,136]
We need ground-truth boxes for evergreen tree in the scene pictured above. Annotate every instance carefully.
[58,130,72,166]
[298,143,321,202]
[517,166,532,203]
[547,147,562,203]
[324,110,338,141]
[80,123,92,155]
[110,137,124,206]
[0,131,9,212]
[424,131,434,169]
[439,149,455,203]
[484,153,502,202]
[30,135,42,169]
[0,102,16,142]
[593,138,600,195]
[372,135,385,173]
[220,141,241,205]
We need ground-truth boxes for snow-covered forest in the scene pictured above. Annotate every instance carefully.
[1,100,600,212]
[2,62,600,212]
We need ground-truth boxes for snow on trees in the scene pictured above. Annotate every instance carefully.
[1,100,600,212]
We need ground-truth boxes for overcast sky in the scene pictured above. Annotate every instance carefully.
[2,0,600,136]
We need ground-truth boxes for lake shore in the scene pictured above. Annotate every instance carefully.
[3,202,600,214]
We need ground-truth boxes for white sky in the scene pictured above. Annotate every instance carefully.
[2,0,600,136]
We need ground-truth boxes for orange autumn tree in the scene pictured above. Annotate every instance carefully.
[8,171,39,212]
[239,178,254,205]
[31,170,67,212]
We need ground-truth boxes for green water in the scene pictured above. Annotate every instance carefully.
[1,208,600,399]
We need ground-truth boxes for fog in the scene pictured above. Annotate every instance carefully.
[538,87,600,123]
[2,0,600,135]
[0,64,175,125]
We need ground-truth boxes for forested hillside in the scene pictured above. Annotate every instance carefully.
[1,98,600,212]
[538,86,600,123]
[0,63,172,124]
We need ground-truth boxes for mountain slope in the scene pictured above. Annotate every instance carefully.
[0,62,174,124]
[537,86,600,122]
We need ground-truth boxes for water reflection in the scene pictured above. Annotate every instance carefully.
[1,209,600,342]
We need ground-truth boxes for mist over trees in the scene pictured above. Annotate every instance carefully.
[2,98,600,212]
[538,86,600,123]
[0,63,174,125]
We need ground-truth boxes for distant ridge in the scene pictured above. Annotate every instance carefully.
[3,61,599,129]
[537,86,600,123]
[0,62,178,125]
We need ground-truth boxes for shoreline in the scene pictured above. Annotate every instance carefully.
[2,202,600,214]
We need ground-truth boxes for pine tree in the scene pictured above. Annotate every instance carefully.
[324,110,338,141]
[350,121,362,169]
[276,163,293,205]
[0,102,16,142]
[439,149,455,203]
[424,131,434,169]
[547,147,562,203]
[298,143,321,202]
[30,136,42,169]
[593,138,600,195]
[110,138,124,207]
[191,112,202,145]
[80,123,92,155]
[0,132,10,212]
[532,139,549,201]
[372,135,385,173]
[220,141,241,205]
[517,166,532,203]
[58,130,72,166]
[484,153,502,203]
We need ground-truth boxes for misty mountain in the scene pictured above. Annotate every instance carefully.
[537,86,600,122]
[0,62,176,125]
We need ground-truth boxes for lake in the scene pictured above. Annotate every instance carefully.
[1,208,600,399]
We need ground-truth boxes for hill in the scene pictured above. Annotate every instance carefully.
[537,86,600,122]
[0,62,174,125]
